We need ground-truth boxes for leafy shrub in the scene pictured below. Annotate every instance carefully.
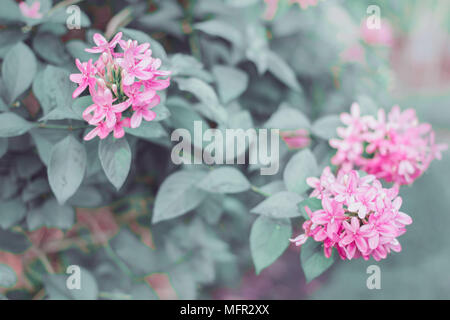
[0,0,445,299]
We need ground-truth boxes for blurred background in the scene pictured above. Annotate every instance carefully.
[1,0,450,300]
[214,0,450,299]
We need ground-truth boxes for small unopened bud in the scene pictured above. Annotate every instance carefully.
[102,52,109,64]
[96,78,106,89]
[111,84,118,96]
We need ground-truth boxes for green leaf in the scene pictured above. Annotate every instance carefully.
[124,121,167,139]
[298,197,322,219]
[152,170,207,224]
[283,149,318,194]
[0,197,27,229]
[245,23,269,75]
[0,0,21,24]
[41,65,75,115]
[251,191,303,218]
[175,77,227,124]
[212,65,249,104]
[26,198,75,230]
[194,20,244,48]
[67,186,103,208]
[0,264,17,288]
[32,32,70,65]
[0,229,31,254]
[311,115,341,140]
[98,135,132,190]
[48,135,87,204]
[250,216,292,274]
[152,104,171,122]
[30,128,68,166]
[169,54,212,82]
[300,238,336,283]
[0,28,28,58]
[197,167,250,194]
[43,268,98,300]
[65,40,93,62]
[2,42,37,104]
[110,229,162,276]
[267,51,301,92]
[0,112,35,138]
[264,103,310,130]
[0,138,7,159]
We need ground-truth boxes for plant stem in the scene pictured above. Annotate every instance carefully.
[250,185,271,198]
[37,123,89,130]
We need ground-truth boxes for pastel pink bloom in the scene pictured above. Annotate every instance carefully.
[84,121,111,141]
[280,129,310,149]
[121,50,153,85]
[70,59,97,98]
[123,82,156,106]
[85,32,122,54]
[113,114,131,139]
[291,167,413,261]
[19,1,43,19]
[72,32,170,140]
[263,0,280,20]
[361,18,394,47]
[329,103,447,185]
[340,44,365,64]
[340,217,371,259]
[130,95,160,128]
[83,87,128,128]
[119,39,151,59]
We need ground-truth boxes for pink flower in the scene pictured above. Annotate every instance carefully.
[340,44,365,64]
[340,217,371,259]
[85,32,122,54]
[70,59,97,98]
[83,87,129,128]
[329,103,447,185]
[280,129,310,149]
[263,0,280,20]
[71,32,171,140]
[120,50,153,86]
[361,18,394,47]
[84,121,111,141]
[130,95,160,128]
[113,114,131,139]
[19,1,43,19]
[291,167,413,261]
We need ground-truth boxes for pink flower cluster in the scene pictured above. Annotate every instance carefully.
[19,1,43,19]
[290,167,413,261]
[329,103,447,185]
[70,32,170,140]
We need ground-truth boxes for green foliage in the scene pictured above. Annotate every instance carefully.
[99,136,132,190]
[48,135,87,204]
[250,216,291,274]
[283,149,318,194]
[300,238,336,283]
[153,170,207,224]
[0,0,420,300]
[197,167,250,194]
[2,42,37,104]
